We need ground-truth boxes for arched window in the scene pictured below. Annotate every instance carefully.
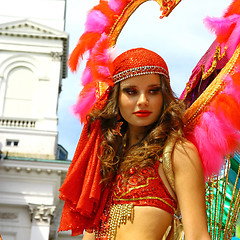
[3,66,37,118]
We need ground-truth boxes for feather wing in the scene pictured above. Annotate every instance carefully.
[181,0,240,177]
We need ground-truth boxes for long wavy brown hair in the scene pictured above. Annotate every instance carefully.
[88,75,185,184]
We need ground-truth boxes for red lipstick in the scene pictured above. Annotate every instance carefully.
[134,110,151,117]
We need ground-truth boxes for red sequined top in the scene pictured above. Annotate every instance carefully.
[111,160,177,214]
[95,161,177,239]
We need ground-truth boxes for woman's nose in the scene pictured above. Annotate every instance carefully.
[137,93,148,106]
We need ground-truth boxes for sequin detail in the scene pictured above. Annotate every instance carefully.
[113,66,169,83]
[95,203,134,240]
[96,161,177,239]
[112,48,170,83]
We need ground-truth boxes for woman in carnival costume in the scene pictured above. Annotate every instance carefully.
[59,47,210,239]
[58,0,240,239]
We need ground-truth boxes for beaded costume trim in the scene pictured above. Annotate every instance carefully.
[95,203,134,240]
[113,66,169,83]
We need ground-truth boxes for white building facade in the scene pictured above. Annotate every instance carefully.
[0,19,68,160]
[0,1,81,239]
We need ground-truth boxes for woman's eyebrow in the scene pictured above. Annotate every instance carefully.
[148,84,161,87]
[120,83,161,89]
[120,84,136,88]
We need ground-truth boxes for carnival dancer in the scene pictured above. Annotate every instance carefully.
[58,48,210,240]
[58,0,240,238]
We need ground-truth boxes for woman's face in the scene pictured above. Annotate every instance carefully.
[118,74,163,130]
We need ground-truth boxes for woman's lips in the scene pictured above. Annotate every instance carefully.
[134,110,151,117]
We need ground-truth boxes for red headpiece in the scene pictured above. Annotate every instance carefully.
[113,48,169,83]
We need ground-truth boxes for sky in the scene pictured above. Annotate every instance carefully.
[57,0,230,160]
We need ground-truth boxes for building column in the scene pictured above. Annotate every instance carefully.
[0,76,6,115]
[28,204,56,240]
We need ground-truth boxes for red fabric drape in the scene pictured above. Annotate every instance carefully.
[58,120,109,235]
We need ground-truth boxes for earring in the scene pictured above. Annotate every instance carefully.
[112,121,123,136]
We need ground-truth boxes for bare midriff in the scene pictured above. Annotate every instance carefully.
[114,206,173,240]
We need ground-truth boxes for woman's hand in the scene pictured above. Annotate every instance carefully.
[173,140,211,240]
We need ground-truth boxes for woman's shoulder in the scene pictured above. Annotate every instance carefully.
[172,138,203,173]
[174,138,198,155]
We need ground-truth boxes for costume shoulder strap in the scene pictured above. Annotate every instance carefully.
[161,134,179,193]
[161,135,184,240]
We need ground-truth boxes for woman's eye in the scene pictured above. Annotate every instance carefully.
[123,88,137,95]
[149,87,161,94]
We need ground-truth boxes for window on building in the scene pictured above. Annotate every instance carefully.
[57,144,68,160]
[3,66,37,118]
[6,139,19,147]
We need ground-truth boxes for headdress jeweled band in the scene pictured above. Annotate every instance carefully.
[113,66,169,83]
[112,48,170,83]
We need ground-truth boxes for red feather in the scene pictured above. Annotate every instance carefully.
[216,23,236,44]
[93,0,116,17]
[213,94,240,130]
[224,0,240,17]
[232,72,240,88]
[68,32,101,72]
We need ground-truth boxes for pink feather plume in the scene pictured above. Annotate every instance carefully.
[81,67,92,86]
[89,33,114,86]
[108,0,122,13]
[85,10,109,34]
[192,108,240,177]
[204,15,239,36]
[108,0,130,14]
[204,15,240,56]
[71,86,97,123]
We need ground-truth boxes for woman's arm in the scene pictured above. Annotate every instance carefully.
[173,140,210,240]
[82,231,96,240]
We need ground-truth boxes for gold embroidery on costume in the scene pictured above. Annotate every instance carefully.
[184,44,240,128]
[162,134,178,192]
[202,46,227,80]
[114,196,175,210]
[114,176,157,198]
